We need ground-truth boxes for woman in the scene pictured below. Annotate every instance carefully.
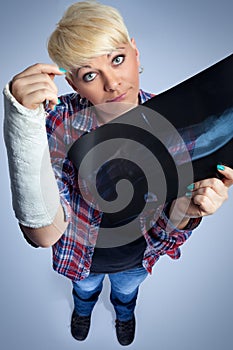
[3,1,233,346]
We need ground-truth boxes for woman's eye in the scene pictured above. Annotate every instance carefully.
[113,55,125,65]
[83,72,97,82]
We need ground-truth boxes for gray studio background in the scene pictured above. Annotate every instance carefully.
[0,0,233,349]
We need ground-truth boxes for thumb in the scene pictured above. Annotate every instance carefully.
[217,165,233,188]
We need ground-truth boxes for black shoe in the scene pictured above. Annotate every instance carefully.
[115,315,136,346]
[71,310,91,341]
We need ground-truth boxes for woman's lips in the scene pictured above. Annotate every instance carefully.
[107,92,127,103]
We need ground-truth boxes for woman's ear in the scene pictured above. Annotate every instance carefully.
[65,77,79,93]
[131,37,140,66]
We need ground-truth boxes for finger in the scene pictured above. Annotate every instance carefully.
[194,186,228,201]
[12,81,58,110]
[191,177,224,196]
[13,63,65,80]
[13,73,58,95]
[191,194,216,216]
[217,164,233,188]
[24,89,59,110]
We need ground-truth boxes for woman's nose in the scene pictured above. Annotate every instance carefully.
[104,70,121,92]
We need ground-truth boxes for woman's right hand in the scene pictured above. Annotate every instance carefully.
[11,63,65,110]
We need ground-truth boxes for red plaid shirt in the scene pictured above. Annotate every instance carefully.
[43,90,201,281]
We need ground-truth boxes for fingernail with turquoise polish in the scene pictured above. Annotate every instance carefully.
[185,192,192,198]
[59,67,67,73]
[217,164,225,171]
[57,98,61,104]
[187,183,195,191]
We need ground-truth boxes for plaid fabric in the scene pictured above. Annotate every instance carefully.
[45,90,201,281]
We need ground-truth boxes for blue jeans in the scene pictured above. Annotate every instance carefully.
[72,266,148,321]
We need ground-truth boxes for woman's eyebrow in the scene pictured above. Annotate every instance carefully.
[74,65,92,77]
[107,47,126,58]
[78,65,92,71]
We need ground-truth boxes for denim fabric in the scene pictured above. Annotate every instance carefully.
[72,266,148,321]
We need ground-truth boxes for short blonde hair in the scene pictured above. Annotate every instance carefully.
[47,1,132,73]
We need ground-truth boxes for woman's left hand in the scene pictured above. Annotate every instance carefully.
[169,165,233,229]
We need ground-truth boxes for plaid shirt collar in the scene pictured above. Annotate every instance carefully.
[69,89,153,132]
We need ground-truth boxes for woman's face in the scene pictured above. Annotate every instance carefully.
[67,39,141,111]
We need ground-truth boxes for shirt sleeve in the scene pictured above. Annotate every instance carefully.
[147,204,202,260]
[46,109,75,225]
